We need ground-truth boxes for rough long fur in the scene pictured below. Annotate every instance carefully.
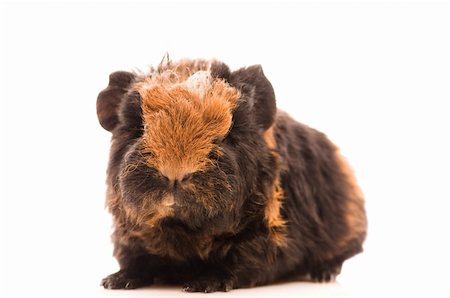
[96,59,367,292]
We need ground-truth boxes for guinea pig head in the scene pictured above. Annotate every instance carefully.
[97,60,277,236]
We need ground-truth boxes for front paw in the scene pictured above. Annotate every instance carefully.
[310,264,342,282]
[101,269,151,289]
[183,277,235,293]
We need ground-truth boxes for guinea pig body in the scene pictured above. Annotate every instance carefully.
[97,59,367,292]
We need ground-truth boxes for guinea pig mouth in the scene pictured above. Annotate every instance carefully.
[145,194,175,227]
[145,193,202,230]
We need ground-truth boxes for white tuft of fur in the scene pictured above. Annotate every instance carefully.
[184,70,212,98]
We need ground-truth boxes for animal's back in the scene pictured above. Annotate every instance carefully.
[272,111,367,281]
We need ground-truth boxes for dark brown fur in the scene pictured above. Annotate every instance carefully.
[96,59,367,292]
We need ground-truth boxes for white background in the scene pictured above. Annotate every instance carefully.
[0,1,449,297]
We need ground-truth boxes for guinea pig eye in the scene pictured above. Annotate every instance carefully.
[140,146,155,159]
[212,137,223,145]
[207,149,221,161]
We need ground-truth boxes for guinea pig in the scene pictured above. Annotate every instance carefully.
[96,58,367,292]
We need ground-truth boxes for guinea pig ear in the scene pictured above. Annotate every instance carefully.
[229,65,276,131]
[210,61,231,81]
[96,71,136,132]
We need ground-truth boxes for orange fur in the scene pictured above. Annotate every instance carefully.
[135,62,240,181]
[335,149,367,248]
[263,126,277,149]
[263,126,287,247]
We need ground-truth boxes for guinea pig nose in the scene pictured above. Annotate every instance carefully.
[172,173,192,189]
[166,173,193,191]
[160,167,195,188]
[172,179,180,192]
